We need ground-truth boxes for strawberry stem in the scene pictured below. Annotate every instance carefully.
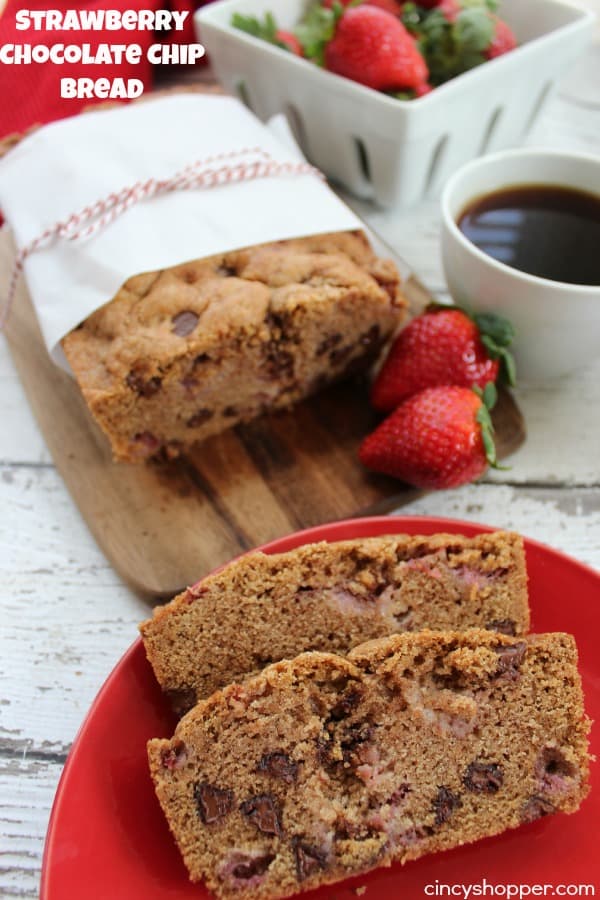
[294,2,345,65]
[472,312,516,387]
[473,382,509,471]
[232,12,294,52]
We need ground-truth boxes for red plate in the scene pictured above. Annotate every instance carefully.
[41,516,599,900]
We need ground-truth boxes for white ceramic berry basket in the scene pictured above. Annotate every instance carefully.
[196,0,594,207]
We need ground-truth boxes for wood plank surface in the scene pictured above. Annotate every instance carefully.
[1,231,524,596]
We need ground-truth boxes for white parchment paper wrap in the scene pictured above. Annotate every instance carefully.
[0,94,361,369]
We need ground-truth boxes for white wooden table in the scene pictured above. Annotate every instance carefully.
[1,13,599,897]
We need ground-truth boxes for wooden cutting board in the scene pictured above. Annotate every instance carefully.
[1,231,525,598]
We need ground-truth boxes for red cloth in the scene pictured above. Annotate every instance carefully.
[0,0,209,142]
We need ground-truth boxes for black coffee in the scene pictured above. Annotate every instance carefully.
[457,184,600,286]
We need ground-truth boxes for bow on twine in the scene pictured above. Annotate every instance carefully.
[0,147,324,331]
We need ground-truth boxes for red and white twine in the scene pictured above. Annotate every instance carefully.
[0,147,324,331]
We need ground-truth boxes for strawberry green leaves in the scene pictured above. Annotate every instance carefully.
[401,0,502,85]
[472,312,517,387]
[474,382,499,467]
[231,13,293,52]
[294,2,347,65]
[231,13,278,43]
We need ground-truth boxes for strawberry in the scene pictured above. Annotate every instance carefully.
[485,15,517,59]
[367,0,403,12]
[359,383,499,490]
[370,306,515,413]
[323,0,404,14]
[324,6,428,91]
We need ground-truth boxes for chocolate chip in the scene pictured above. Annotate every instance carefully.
[194,781,235,824]
[545,749,573,776]
[194,352,210,366]
[330,690,363,721]
[172,310,199,337]
[292,838,327,882]
[126,372,162,397]
[494,641,527,679]
[486,619,517,636]
[257,752,299,784]
[231,854,275,879]
[187,408,213,428]
[223,405,238,418]
[316,333,342,356]
[160,740,187,771]
[240,794,283,836]
[432,786,462,825]
[463,762,504,793]
[521,795,557,823]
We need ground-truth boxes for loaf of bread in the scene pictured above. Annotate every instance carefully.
[62,231,406,462]
[147,629,590,899]
[140,531,529,713]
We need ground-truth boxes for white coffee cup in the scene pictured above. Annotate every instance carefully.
[440,148,600,381]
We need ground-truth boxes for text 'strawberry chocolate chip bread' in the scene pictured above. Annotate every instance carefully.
[61,230,406,462]
[140,531,529,713]
[147,629,591,899]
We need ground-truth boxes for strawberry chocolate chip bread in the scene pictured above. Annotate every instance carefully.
[140,530,529,713]
[148,629,591,899]
[62,231,405,462]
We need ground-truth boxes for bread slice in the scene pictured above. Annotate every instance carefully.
[147,629,590,899]
[140,531,529,712]
[61,231,405,462]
